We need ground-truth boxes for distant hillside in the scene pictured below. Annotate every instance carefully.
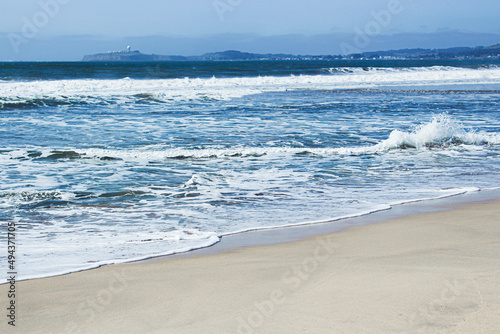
[194,50,297,61]
[82,50,187,62]
[82,50,300,62]
[82,44,500,62]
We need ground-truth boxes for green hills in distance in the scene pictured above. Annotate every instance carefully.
[83,44,500,62]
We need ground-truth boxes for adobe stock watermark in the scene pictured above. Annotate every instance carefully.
[236,235,350,334]
[403,279,483,333]
[213,0,243,21]
[340,0,403,55]
[8,0,71,54]
[62,270,130,334]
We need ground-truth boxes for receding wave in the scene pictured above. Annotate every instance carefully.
[1,66,500,107]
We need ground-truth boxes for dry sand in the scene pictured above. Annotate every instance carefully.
[1,197,500,333]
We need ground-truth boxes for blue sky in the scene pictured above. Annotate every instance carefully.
[1,0,500,60]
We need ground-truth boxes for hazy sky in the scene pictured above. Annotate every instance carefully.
[1,0,500,60]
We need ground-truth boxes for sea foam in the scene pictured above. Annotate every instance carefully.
[373,114,500,151]
[3,115,497,162]
[1,66,500,107]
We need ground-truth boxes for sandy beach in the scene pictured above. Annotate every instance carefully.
[2,194,500,334]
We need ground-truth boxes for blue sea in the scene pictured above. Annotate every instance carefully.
[1,60,500,280]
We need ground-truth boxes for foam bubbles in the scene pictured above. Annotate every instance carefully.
[3,115,496,164]
[1,66,500,107]
[373,115,500,151]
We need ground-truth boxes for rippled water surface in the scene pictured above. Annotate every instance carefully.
[1,61,500,280]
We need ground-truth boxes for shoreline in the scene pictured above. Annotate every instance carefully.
[4,188,500,284]
[160,188,500,260]
[2,188,499,332]
[155,188,500,264]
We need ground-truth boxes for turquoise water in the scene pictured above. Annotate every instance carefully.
[1,60,500,280]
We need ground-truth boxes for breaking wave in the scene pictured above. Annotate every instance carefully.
[372,114,500,150]
[4,115,498,162]
[1,66,500,107]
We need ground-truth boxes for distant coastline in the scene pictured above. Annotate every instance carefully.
[82,44,500,62]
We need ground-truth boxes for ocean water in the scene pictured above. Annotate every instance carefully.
[1,60,500,281]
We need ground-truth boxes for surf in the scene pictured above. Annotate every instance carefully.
[2,66,500,108]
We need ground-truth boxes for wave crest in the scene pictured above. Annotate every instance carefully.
[2,116,497,163]
[373,115,499,151]
[1,66,500,107]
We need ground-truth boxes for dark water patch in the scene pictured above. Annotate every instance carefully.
[20,199,73,209]
[171,192,202,199]
[27,151,43,158]
[168,155,203,160]
[100,156,123,161]
[74,192,97,199]
[294,150,321,156]
[98,190,147,198]
[45,150,83,160]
